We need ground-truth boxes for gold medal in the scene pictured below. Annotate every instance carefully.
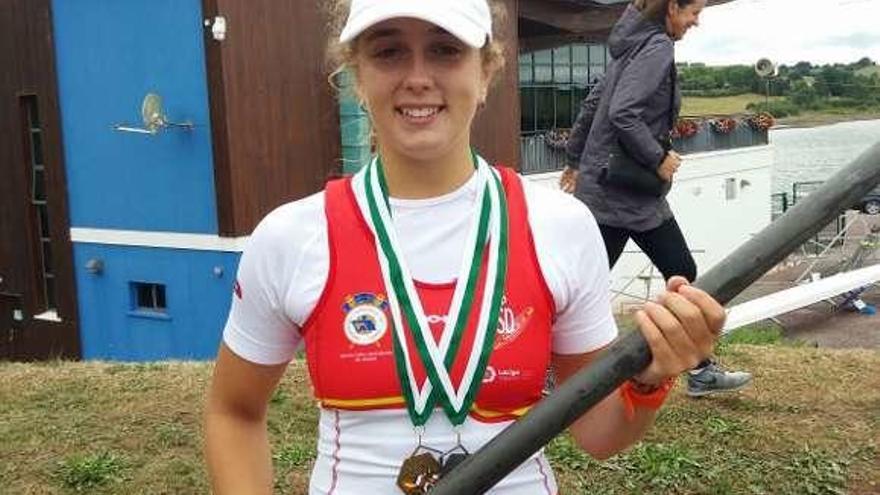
[397,452,441,494]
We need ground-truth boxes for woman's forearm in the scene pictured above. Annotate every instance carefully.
[205,410,274,495]
[569,390,658,460]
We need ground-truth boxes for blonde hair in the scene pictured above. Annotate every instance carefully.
[325,0,508,93]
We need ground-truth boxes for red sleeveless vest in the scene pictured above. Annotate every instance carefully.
[301,166,555,422]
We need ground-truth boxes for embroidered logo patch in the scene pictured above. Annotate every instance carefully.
[342,293,389,346]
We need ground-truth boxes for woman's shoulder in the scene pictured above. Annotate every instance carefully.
[517,175,598,230]
[246,190,327,254]
[639,33,674,60]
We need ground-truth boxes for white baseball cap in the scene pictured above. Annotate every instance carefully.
[339,0,493,48]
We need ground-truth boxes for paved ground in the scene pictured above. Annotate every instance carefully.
[731,212,880,350]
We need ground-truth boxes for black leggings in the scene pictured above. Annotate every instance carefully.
[599,218,697,283]
[599,218,710,369]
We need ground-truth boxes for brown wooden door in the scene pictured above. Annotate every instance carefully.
[0,0,79,361]
[202,0,342,237]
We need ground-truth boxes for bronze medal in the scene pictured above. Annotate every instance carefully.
[397,452,441,494]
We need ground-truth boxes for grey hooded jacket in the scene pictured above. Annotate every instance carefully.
[565,3,680,232]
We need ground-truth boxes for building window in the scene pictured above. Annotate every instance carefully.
[519,43,609,135]
[21,95,56,312]
[131,282,167,313]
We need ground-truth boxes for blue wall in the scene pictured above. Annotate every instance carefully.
[74,244,239,361]
[52,0,219,234]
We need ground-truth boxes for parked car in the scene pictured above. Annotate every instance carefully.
[856,186,880,215]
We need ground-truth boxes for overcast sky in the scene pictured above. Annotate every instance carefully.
[675,0,880,66]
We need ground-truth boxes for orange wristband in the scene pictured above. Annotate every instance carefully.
[619,377,675,421]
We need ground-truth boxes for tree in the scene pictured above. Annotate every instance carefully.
[855,57,874,69]
[789,80,819,108]
[790,61,813,79]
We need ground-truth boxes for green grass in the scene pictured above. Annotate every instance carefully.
[681,93,880,128]
[1,345,879,494]
[717,321,799,351]
[680,93,781,117]
[55,451,126,492]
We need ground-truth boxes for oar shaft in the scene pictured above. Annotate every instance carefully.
[431,141,880,494]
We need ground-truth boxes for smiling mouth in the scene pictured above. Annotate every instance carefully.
[396,106,445,124]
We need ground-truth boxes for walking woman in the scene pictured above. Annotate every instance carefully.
[204,1,725,493]
[560,0,752,398]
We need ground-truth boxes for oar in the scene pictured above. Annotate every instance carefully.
[431,141,880,494]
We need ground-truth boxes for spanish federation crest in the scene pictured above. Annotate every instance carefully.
[342,293,390,346]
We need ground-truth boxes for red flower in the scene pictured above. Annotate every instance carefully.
[545,128,571,151]
[748,112,775,131]
[710,117,738,134]
[672,118,700,139]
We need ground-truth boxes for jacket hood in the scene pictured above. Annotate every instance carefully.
[608,4,667,59]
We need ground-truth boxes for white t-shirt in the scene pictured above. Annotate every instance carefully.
[223,170,617,494]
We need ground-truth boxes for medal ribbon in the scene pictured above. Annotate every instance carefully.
[357,153,509,426]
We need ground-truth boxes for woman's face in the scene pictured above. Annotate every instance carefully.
[666,0,706,41]
[354,18,491,163]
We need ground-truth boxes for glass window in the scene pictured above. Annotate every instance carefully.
[535,88,555,131]
[556,89,574,128]
[534,65,552,83]
[589,64,606,82]
[553,46,570,65]
[132,282,168,313]
[572,65,589,84]
[533,49,552,64]
[31,130,44,166]
[26,96,41,128]
[520,88,536,132]
[519,64,533,84]
[572,44,589,65]
[37,204,50,238]
[45,276,56,311]
[33,168,46,202]
[573,87,589,107]
[518,53,533,66]
[589,45,606,66]
[41,240,53,274]
[554,65,571,83]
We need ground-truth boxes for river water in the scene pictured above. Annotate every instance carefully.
[771,119,880,195]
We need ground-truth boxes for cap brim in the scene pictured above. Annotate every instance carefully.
[339,2,488,48]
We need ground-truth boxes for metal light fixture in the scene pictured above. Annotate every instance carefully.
[114,92,194,135]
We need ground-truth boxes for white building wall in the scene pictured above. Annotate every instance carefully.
[526,145,773,312]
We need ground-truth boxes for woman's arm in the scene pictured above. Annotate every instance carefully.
[560,77,607,193]
[565,75,607,169]
[204,344,289,494]
[558,277,724,459]
[608,37,675,169]
[553,349,655,459]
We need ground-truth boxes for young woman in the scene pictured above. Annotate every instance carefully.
[560,0,752,398]
[204,1,725,493]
